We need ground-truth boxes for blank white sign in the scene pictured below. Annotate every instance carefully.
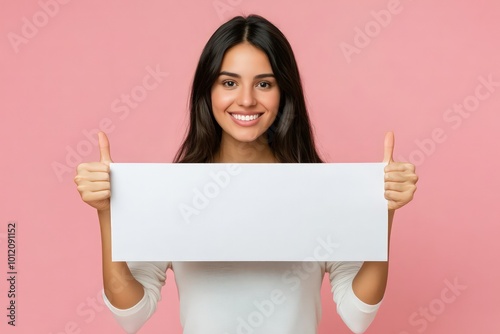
[110,163,388,261]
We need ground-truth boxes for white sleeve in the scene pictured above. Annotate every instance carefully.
[102,261,171,334]
[326,261,382,334]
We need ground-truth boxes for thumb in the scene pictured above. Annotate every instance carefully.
[383,131,394,164]
[98,131,113,164]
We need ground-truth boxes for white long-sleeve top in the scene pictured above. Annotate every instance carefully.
[102,261,381,334]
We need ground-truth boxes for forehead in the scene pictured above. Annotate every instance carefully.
[220,42,273,72]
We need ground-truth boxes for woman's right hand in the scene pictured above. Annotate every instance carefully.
[74,131,113,212]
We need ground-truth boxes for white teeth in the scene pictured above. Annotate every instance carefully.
[231,114,260,121]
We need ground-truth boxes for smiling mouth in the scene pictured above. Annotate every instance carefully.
[229,113,264,121]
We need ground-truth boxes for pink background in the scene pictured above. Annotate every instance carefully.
[1,0,499,333]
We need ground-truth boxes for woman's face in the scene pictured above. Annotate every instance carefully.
[211,42,280,145]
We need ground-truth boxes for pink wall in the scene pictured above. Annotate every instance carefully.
[1,0,499,333]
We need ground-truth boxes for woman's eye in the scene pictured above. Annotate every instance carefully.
[258,82,271,88]
[223,80,236,87]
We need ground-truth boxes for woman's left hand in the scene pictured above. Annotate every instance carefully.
[383,132,418,210]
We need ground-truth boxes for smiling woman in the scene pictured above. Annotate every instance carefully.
[211,43,281,162]
[173,14,323,165]
[73,13,418,334]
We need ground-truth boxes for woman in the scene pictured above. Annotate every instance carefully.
[74,14,417,333]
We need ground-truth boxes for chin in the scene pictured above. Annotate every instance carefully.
[233,135,261,144]
[226,131,265,145]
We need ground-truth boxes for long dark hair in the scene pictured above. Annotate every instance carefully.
[173,14,323,163]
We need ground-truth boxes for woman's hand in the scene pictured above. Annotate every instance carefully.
[74,132,113,212]
[383,132,418,210]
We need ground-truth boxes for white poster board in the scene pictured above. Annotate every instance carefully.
[110,163,388,261]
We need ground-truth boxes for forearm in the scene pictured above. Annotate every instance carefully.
[98,209,145,309]
[352,209,395,305]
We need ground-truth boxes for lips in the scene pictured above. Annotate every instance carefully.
[228,112,264,122]
[228,112,264,126]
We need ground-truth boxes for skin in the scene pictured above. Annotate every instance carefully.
[353,132,418,305]
[73,42,418,309]
[74,133,144,308]
[211,42,281,163]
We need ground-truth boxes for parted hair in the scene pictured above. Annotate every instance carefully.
[173,14,322,163]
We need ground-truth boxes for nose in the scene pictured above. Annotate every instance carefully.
[236,85,257,107]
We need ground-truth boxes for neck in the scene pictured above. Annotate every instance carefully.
[214,133,278,163]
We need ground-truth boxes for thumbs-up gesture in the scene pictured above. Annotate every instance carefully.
[74,132,113,212]
[383,132,418,210]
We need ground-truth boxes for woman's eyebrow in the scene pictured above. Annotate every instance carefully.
[218,71,275,79]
